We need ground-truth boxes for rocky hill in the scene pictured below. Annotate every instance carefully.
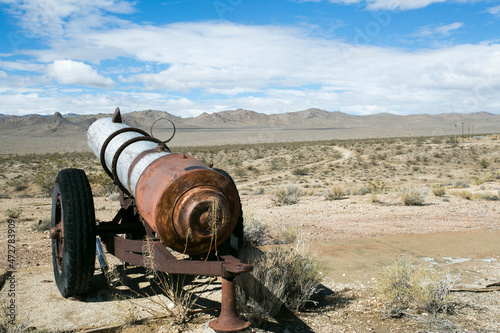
[0,108,499,154]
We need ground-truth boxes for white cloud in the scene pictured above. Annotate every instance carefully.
[487,5,500,15]
[414,22,464,37]
[0,0,135,38]
[0,60,45,72]
[301,0,488,11]
[0,89,198,116]
[0,3,499,117]
[365,0,447,10]
[46,59,114,88]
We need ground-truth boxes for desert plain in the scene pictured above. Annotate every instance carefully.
[0,109,499,332]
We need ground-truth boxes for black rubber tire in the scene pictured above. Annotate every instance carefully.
[213,168,243,257]
[51,168,96,298]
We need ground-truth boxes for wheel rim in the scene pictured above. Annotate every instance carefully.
[54,194,64,274]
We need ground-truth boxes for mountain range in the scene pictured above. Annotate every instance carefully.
[0,108,498,154]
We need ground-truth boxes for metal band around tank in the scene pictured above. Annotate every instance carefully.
[111,136,163,196]
[99,127,151,179]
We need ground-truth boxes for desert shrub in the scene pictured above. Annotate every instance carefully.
[364,179,388,194]
[479,159,490,169]
[9,179,27,192]
[400,185,427,206]
[253,187,265,195]
[274,225,302,245]
[271,185,302,206]
[5,207,22,219]
[474,191,500,201]
[88,171,117,197]
[243,214,269,247]
[453,190,472,200]
[378,257,456,318]
[432,186,446,197]
[473,178,484,186]
[232,168,246,178]
[453,180,469,189]
[34,164,58,197]
[292,168,308,176]
[355,187,370,195]
[31,218,51,232]
[236,245,323,325]
[324,184,346,200]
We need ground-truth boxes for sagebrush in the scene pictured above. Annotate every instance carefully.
[236,244,322,325]
[271,185,302,206]
[378,256,456,318]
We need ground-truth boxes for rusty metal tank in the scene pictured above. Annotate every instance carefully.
[87,116,240,255]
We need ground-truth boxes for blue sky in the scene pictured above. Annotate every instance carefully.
[0,0,499,117]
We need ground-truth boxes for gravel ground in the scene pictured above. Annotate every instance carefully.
[1,192,499,332]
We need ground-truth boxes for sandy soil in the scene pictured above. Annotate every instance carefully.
[1,191,499,332]
[0,129,499,332]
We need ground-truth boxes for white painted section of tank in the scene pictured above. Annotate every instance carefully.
[87,117,171,197]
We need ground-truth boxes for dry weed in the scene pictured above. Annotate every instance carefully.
[4,207,22,219]
[324,184,346,200]
[236,243,322,325]
[243,213,269,247]
[399,185,428,206]
[432,186,446,197]
[271,185,302,206]
[378,256,456,318]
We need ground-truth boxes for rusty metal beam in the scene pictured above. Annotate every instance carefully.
[111,236,252,277]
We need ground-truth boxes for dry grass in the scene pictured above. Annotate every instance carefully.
[324,184,346,200]
[4,207,22,219]
[243,213,270,247]
[30,217,51,232]
[453,190,473,200]
[378,256,456,318]
[0,135,498,203]
[271,185,302,206]
[399,185,428,206]
[0,299,29,333]
[432,186,446,197]
[236,244,323,325]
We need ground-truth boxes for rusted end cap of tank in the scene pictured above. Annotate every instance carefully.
[173,186,232,247]
[159,169,239,255]
[135,154,240,255]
